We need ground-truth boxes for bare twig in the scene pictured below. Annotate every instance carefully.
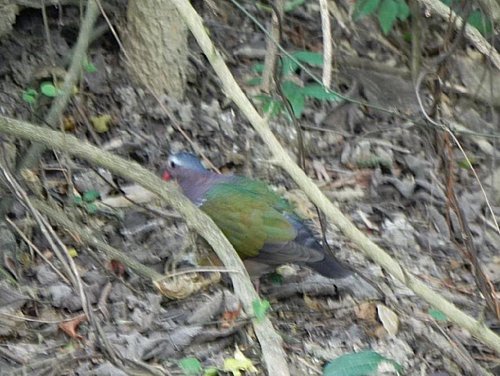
[319,0,332,88]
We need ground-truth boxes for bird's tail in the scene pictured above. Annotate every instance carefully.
[307,254,353,279]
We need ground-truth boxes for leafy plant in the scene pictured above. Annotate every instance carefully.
[323,350,402,376]
[251,51,341,119]
[21,88,38,105]
[353,0,410,34]
[73,190,101,214]
[40,81,62,97]
[440,0,493,36]
[252,298,271,322]
[178,357,203,376]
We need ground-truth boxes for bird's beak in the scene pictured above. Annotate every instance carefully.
[162,171,172,181]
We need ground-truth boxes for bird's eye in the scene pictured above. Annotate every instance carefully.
[169,160,176,169]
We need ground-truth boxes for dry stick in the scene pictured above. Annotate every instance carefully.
[0,115,289,376]
[166,0,500,355]
[318,0,332,88]
[31,199,165,282]
[261,0,283,92]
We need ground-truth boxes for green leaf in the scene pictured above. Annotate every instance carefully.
[73,196,83,205]
[85,203,97,214]
[300,84,341,101]
[251,63,265,73]
[284,0,305,12]
[252,298,271,321]
[21,88,38,104]
[83,62,97,73]
[378,0,399,34]
[353,0,381,20]
[246,77,263,86]
[282,81,306,118]
[40,82,60,97]
[255,94,283,117]
[429,308,448,321]
[292,51,324,66]
[396,0,410,20]
[281,56,299,76]
[323,350,402,376]
[83,190,101,203]
[467,10,493,36]
[282,51,324,76]
[179,357,202,376]
[203,367,218,376]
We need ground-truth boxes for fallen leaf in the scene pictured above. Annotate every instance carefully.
[59,314,86,339]
[377,304,399,335]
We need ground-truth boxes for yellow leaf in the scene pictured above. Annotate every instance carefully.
[90,115,112,133]
[223,347,257,375]
[67,248,78,258]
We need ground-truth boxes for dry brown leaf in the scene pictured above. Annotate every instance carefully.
[59,314,86,340]
[355,301,377,322]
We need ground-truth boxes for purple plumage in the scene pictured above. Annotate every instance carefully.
[163,152,352,279]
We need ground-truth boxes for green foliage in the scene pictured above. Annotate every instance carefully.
[282,51,324,76]
[252,298,271,322]
[257,0,305,13]
[73,190,100,214]
[40,81,61,97]
[251,50,340,119]
[284,0,305,12]
[21,88,38,105]
[179,357,203,376]
[353,0,410,34]
[323,350,402,376]
[440,0,493,36]
[82,57,97,73]
[428,308,448,321]
[353,0,381,20]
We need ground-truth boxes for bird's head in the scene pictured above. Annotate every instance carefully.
[162,152,207,181]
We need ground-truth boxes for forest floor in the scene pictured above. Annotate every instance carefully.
[0,1,499,375]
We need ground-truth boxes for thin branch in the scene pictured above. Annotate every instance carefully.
[319,0,332,88]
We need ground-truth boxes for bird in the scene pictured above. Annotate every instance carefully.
[162,152,352,280]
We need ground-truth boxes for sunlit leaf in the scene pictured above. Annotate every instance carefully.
[22,88,38,104]
[40,82,60,97]
[252,298,271,321]
[179,357,202,376]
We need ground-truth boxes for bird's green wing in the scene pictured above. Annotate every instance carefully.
[201,178,296,258]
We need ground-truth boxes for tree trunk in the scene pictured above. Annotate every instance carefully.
[125,0,187,99]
